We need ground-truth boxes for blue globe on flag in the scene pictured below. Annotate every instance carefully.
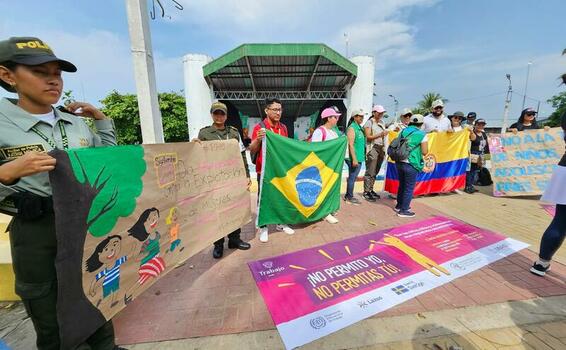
[295,166,322,207]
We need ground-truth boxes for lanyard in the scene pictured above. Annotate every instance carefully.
[216,130,230,141]
[30,122,69,150]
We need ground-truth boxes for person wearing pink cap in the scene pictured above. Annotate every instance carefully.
[311,106,340,142]
[311,106,341,224]
[363,105,387,201]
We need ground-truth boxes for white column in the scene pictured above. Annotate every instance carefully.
[346,56,375,123]
[183,54,214,139]
[125,0,164,144]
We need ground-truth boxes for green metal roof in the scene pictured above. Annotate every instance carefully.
[204,43,357,77]
[202,44,358,119]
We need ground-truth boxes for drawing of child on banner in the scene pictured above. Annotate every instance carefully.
[85,235,128,308]
[375,234,450,277]
[165,207,184,253]
[128,208,166,286]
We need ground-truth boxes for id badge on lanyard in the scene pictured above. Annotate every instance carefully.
[30,122,69,150]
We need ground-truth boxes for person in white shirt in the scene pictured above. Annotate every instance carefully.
[310,106,340,224]
[423,99,451,133]
[311,107,340,142]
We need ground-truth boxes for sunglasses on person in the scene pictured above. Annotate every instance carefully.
[433,106,443,110]
[525,112,536,116]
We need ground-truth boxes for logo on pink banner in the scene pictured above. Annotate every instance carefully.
[248,216,528,349]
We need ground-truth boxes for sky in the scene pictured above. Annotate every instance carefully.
[1,0,565,126]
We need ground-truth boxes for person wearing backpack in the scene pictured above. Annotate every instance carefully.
[311,106,340,142]
[310,107,341,223]
[389,114,428,218]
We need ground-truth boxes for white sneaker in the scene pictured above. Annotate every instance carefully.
[258,227,269,242]
[276,224,295,235]
[325,214,339,224]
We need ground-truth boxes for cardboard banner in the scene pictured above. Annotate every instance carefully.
[385,130,469,195]
[248,216,528,349]
[489,128,564,196]
[49,140,251,349]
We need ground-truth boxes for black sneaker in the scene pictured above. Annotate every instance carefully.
[464,187,475,194]
[370,191,381,199]
[530,262,550,277]
[363,192,377,202]
[397,210,416,218]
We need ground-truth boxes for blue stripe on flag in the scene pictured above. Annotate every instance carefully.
[386,158,468,181]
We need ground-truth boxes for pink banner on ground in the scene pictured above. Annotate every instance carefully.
[541,204,556,217]
[248,216,528,349]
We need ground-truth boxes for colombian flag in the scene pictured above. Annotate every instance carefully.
[384,130,470,195]
[257,132,346,226]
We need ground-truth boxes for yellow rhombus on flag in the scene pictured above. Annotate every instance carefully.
[270,152,339,218]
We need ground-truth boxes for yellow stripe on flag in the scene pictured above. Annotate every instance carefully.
[387,130,470,163]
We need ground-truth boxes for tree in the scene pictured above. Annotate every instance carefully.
[545,49,566,127]
[546,91,566,127]
[412,92,448,115]
[100,91,188,144]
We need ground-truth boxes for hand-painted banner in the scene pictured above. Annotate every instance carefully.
[257,132,346,226]
[488,128,564,196]
[49,140,251,349]
[384,130,470,195]
[248,216,528,349]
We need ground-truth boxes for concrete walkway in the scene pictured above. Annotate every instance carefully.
[2,186,565,350]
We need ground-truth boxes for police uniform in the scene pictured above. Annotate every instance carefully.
[197,124,251,254]
[0,37,117,350]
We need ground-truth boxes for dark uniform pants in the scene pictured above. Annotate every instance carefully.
[214,228,242,247]
[363,144,385,192]
[9,212,115,350]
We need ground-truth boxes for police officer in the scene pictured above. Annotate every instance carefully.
[0,37,120,349]
[196,102,251,259]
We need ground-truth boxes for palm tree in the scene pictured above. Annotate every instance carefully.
[412,92,448,115]
[562,48,566,85]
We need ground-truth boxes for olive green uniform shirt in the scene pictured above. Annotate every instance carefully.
[197,125,250,179]
[0,98,117,209]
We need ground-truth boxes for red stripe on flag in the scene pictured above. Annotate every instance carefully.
[384,175,466,195]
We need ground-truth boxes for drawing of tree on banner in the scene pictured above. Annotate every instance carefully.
[67,145,147,237]
[50,145,147,349]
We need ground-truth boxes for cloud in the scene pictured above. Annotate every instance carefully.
[0,21,185,105]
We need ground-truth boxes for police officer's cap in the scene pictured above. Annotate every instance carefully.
[210,102,227,114]
[0,37,77,92]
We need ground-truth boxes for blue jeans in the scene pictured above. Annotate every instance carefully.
[539,204,566,261]
[465,152,481,188]
[345,159,362,198]
[396,162,418,211]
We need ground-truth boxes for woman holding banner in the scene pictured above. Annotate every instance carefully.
[531,110,566,276]
[509,108,541,132]
[465,118,489,194]
[0,37,119,349]
[394,114,428,218]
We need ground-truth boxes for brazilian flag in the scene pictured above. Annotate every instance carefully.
[257,131,347,226]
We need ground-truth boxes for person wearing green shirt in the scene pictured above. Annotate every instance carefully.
[395,114,428,218]
[344,109,365,204]
[0,37,119,350]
